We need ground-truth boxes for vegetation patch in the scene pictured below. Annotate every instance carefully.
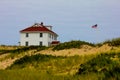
[7,54,94,76]
[8,54,64,69]
[0,46,47,55]
[10,46,47,53]
[0,69,74,80]
[103,37,120,46]
[53,40,94,51]
[77,52,120,80]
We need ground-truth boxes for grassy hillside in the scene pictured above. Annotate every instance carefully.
[78,51,120,80]
[0,38,120,80]
[1,51,120,80]
[0,54,97,80]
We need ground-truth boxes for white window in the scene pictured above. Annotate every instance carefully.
[25,41,29,46]
[52,35,54,40]
[40,33,43,37]
[26,33,29,37]
[54,37,57,40]
[39,41,43,46]
[49,34,51,38]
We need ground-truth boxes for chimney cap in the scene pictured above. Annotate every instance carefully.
[41,22,43,25]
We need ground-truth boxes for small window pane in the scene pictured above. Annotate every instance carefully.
[25,41,29,46]
[26,33,29,37]
[39,41,42,46]
[40,33,42,37]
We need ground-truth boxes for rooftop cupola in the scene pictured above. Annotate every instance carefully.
[33,23,40,27]
[33,22,44,27]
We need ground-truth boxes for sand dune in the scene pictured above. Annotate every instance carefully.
[39,44,113,56]
[0,44,119,70]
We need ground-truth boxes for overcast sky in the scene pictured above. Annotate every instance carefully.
[0,0,120,45]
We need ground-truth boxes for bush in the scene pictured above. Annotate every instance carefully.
[9,46,47,53]
[103,65,120,80]
[8,54,63,69]
[12,54,57,64]
[0,46,47,54]
[77,52,120,79]
[103,37,120,46]
[52,40,94,51]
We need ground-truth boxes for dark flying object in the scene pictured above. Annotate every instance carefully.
[92,24,98,28]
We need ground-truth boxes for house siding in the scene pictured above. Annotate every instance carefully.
[20,32,52,46]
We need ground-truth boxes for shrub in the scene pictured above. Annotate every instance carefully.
[103,37,120,46]
[77,52,120,75]
[103,65,120,80]
[52,40,94,51]
[4,46,47,54]
[0,46,43,55]
[8,54,63,69]
[13,54,57,64]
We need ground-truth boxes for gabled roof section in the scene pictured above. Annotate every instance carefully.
[20,22,58,36]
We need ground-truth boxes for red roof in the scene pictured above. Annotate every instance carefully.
[20,23,58,36]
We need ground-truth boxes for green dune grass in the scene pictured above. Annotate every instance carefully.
[0,38,120,80]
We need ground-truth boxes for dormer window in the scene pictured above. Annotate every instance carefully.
[26,33,29,37]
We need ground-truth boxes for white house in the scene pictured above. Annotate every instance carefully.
[20,22,59,46]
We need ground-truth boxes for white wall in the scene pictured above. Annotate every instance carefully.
[20,32,57,46]
[20,32,48,46]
